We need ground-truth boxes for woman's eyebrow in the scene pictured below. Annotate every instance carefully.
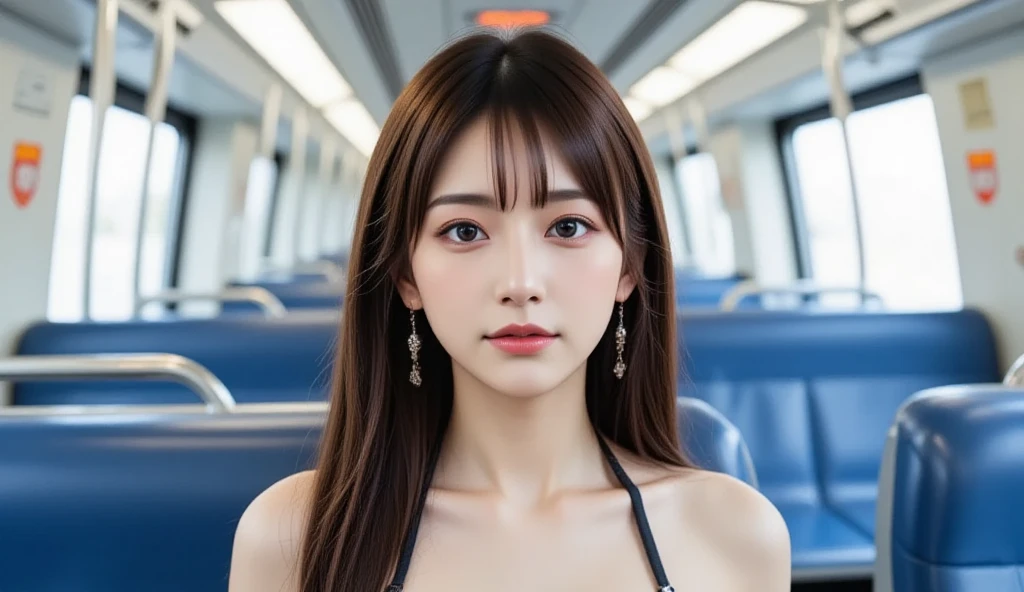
[425,189,592,211]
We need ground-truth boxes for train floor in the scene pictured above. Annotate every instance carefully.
[794,579,871,592]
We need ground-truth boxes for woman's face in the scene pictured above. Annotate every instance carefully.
[401,117,635,398]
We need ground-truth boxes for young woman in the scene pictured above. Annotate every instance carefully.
[229,29,789,592]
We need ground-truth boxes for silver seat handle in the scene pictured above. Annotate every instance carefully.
[259,260,345,284]
[1005,354,1024,386]
[719,280,883,311]
[136,287,287,318]
[0,353,236,413]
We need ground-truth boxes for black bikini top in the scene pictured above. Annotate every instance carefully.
[386,432,676,592]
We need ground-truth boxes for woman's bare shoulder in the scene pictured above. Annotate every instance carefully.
[228,470,317,592]
[671,468,791,590]
[610,444,789,588]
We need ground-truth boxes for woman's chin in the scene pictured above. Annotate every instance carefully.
[470,363,584,399]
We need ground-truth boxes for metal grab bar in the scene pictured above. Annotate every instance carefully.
[135,287,287,318]
[0,354,236,413]
[1004,354,1024,386]
[259,260,344,283]
[0,400,327,418]
[719,280,883,312]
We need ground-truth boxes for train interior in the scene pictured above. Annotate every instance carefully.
[0,0,1023,590]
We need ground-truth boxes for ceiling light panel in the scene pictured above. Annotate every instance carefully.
[324,99,380,158]
[216,0,352,107]
[668,1,808,81]
[623,96,654,122]
[629,66,699,108]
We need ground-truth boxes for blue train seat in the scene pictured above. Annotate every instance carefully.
[875,385,1024,592]
[13,314,339,405]
[678,309,999,580]
[0,409,322,592]
[675,272,748,309]
[0,396,752,591]
[225,281,344,311]
[677,396,757,488]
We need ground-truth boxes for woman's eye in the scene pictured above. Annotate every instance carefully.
[443,222,487,243]
[548,218,590,240]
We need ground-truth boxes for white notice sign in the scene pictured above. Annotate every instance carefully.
[12,65,52,116]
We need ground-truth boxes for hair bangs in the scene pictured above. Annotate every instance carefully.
[482,101,549,212]
[479,61,632,245]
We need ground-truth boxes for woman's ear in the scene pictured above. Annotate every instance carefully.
[395,272,423,310]
[616,272,637,303]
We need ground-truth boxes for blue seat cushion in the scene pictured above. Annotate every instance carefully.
[831,498,877,539]
[780,502,875,575]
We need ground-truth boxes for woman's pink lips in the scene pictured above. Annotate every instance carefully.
[486,335,557,355]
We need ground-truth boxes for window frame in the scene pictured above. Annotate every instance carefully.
[773,73,925,279]
[75,67,198,290]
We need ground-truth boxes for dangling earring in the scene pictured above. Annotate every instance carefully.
[408,308,422,387]
[614,302,626,380]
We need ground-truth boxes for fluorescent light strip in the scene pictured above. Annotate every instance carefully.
[324,99,380,158]
[778,0,894,27]
[623,97,654,122]
[669,1,809,82]
[629,66,700,108]
[215,0,352,107]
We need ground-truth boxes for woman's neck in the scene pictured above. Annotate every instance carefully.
[435,364,608,508]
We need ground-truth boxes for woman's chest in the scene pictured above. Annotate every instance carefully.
[401,519,659,592]
[397,485,735,592]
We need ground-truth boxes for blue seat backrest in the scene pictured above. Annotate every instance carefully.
[225,282,345,311]
[677,310,999,514]
[13,313,339,405]
[675,274,747,309]
[0,411,323,592]
[877,385,1024,592]
[676,396,757,488]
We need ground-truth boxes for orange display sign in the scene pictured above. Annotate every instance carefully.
[10,141,41,209]
[476,10,551,27]
[967,149,998,205]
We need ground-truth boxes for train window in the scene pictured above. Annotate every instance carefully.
[674,152,735,276]
[786,93,962,310]
[48,95,188,321]
[654,156,691,269]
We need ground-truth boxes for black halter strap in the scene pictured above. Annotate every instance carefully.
[595,434,675,592]
[387,424,446,592]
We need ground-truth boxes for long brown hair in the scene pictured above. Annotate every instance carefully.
[301,28,688,592]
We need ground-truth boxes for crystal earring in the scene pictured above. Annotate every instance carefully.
[614,302,626,380]
[408,308,422,387]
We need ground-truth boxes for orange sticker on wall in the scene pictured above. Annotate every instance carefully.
[10,141,42,209]
[967,149,998,205]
